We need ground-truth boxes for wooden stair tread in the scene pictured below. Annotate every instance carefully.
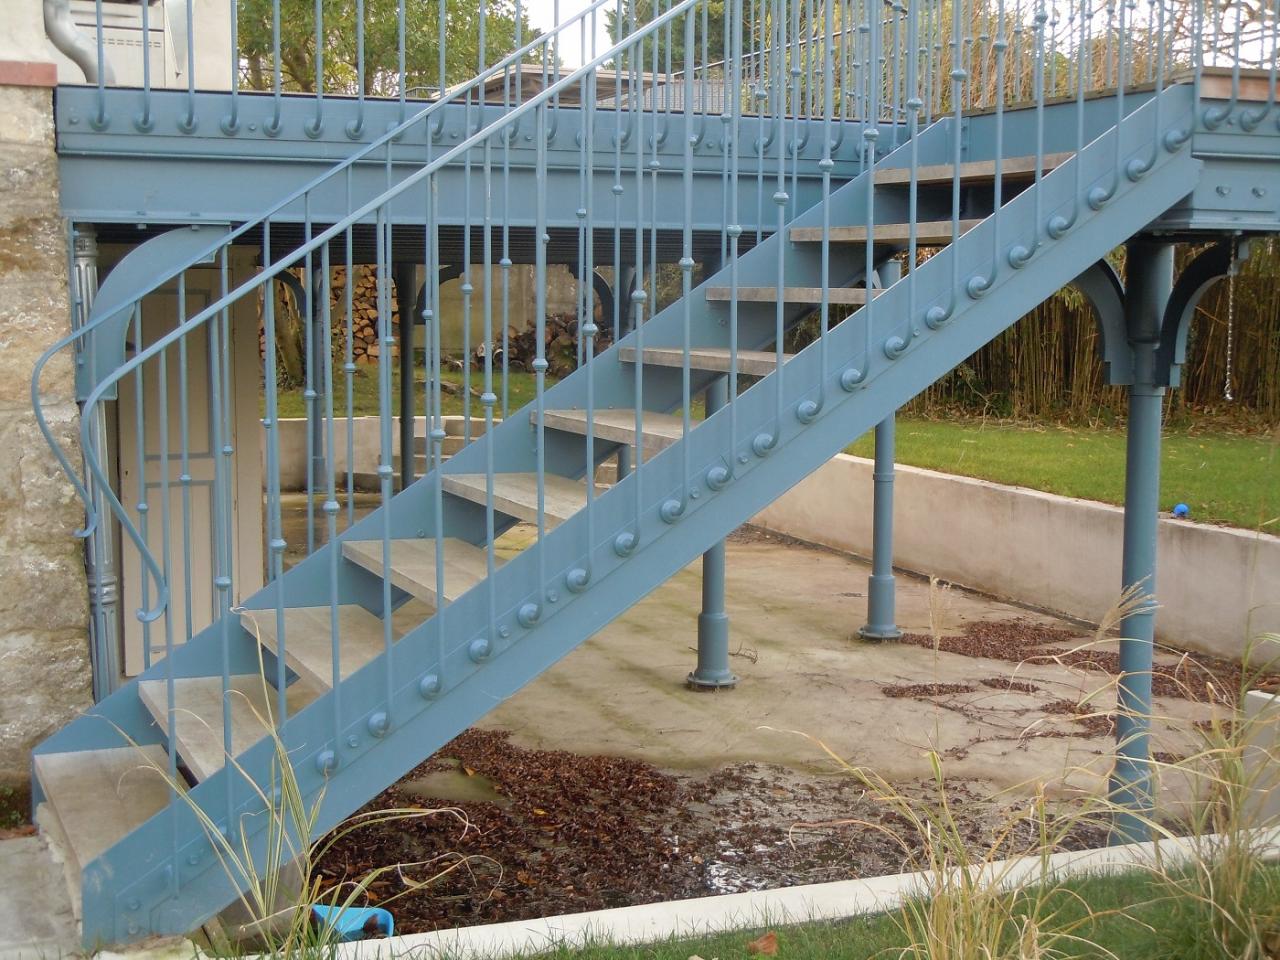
[33,745,175,901]
[543,408,687,453]
[704,285,875,304]
[790,219,982,244]
[619,346,789,377]
[873,152,1073,186]
[240,605,388,691]
[443,472,591,526]
[138,674,322,781]
[343,537,494,606]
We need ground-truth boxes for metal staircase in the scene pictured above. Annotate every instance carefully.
[31,0,1280,945]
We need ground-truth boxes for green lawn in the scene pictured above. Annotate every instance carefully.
[520,867,1278,960]
[272,370,1276,531]
[848,417,1279,531]
[270,367,548,421]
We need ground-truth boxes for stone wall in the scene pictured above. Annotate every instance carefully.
[0,77,92,789]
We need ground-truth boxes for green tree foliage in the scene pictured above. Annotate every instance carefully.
[238,0,537,96]
[605,0,727,70]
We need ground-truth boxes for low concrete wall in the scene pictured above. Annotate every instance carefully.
[753,454,1280,662]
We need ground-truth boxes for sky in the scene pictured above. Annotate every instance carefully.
[520,0,615,67]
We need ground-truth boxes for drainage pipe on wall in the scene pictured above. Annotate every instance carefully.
[43,0,115,84]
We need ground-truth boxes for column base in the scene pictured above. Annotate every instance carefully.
[858,574,901,641]
[687,612,738,690]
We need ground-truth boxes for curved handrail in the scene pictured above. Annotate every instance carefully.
[72,0,710,623]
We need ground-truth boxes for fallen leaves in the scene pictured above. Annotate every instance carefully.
[746,930,779,955]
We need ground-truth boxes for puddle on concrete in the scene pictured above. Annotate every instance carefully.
[399,759,512,808]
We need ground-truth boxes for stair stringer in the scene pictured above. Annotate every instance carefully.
[66,86,1202,945]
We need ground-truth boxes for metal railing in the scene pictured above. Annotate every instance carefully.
[33,0,1279,933]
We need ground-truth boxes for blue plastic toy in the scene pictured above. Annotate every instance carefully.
[310,905,394,942]
[1172,503,1190,518]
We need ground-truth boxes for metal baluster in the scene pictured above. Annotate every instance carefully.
[304,198,317,556]
[1011,0,1047,267]
[134,306,152,674]
[767,0,787,452]
[139,0,154,131]
[627,33,647,557]
[93,0,107,128]
[321,244,344,752]
[182,0,196,132]
[534,100,551,613]
[970,0,1006,297]
[675,5,697,520]
[581,51,598,583]
[398,0,407,125]
[349,0,366,138]
[211,248,235,834]
[177,283,195,651]
[860,0,878,369]
[156,326,179,893]
[262,227,289,724]
[267,0,282,136]
[345,216,357,526]
[376,209,395,733]
[430,173,448,694]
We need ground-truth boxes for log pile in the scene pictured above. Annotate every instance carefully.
[257,265,399,366]
[330,266,400,364]
[478,308,612,379]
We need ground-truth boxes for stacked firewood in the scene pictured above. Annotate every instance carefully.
[257,266,400,366]
[330,265,400,363]
[479,309,612,379]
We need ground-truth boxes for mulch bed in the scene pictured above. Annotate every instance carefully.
[309,729,1109,935]
[882,682,977,698]
[898,618,1272,704]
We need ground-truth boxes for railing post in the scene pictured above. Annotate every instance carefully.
[395,262,418,489]
[688,375,737,690]
[860,259,901,642]
[1109,239,1174,845]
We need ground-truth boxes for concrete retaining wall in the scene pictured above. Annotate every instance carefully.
[753,453,1280,662]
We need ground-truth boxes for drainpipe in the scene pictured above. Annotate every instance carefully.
[44,0,115,84]
[72,226,122,701]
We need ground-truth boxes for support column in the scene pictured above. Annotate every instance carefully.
[859,415,902,640]
[395,262,418,489]
[688,376,737,690]
[615,263,637,481]
[73,226,121,701]
[1109,240,1174,845]
[860,259,901,642]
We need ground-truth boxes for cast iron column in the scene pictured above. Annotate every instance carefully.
[688,376,737,689]
[860,259,902,641]
[1110,240,1173,844]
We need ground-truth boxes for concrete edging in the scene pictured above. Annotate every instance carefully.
[751,453,1280,661]
[319,828,1280,959]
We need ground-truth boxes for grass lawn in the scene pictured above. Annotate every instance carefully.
[271,368,1276,531]
[270,367,548,421]
[522,867,1278,960]
[848,417,1279,531]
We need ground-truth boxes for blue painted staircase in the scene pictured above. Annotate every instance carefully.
[32,66,1280,945]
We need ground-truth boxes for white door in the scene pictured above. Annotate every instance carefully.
[117,255,263,675]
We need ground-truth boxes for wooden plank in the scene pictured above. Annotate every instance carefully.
[543,408,687,455]
[342,538,494,607]
[704,286,874,305]
[442,472,591,526]
[790,219,982,244]
[34,745,174,910]
[137,675,322,781]
[240,605,387,691]
[873,152,1073,186]
[618,346,789,377]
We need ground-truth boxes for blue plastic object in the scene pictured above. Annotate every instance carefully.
[310,905,393,942]
[1172,503,1190,518]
